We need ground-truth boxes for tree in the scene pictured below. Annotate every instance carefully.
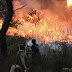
[0,0,14,56]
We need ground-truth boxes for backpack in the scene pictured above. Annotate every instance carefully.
[31,44,39,55]
[16,51,26,70]
[35,45,39,53]
[16,51,22,66]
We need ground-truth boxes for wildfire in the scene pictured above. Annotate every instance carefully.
[1,0,72,43]
[67,0,72,7]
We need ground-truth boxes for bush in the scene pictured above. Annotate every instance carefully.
[69,68,72,72]
[62,68,69,72]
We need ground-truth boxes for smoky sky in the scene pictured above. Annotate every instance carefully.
[17,0,67,9]
[36,0,67,9]
[37,0,54,9]
[13,0,72,20]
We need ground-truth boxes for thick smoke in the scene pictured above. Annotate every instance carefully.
[27,38,61,55]
[13,0,72,20]
[37,0,71,19]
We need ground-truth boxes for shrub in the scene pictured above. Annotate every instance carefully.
[62,68,69,72]
[69,68,72,72]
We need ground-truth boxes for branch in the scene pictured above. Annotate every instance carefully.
[14,4,27,11]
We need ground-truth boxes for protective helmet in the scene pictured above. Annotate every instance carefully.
[32,39,36,44]
[20,42,26,50]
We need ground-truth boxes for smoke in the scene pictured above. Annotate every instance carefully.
[37,0,72,20]
[27,38,61,55]
[27,37,40,46]
[13,0,72,20]
[37,0,67,14]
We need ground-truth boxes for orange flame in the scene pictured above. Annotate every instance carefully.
[0,19,3,30]
[0,0,72,43]
[67,0,72,7]
[6,13,72,43]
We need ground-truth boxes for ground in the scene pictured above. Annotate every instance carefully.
[0,36,66,72]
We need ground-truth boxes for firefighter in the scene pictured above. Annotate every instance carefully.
[31,39,40,65]
[16,43,29,72]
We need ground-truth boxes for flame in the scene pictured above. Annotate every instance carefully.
[0,0,72,43]
[6,13,72,42]
[0,19,3,30]
[67,0,72,7]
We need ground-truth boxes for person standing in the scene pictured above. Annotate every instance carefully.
[16,43,28,72]
[31,39,40,65]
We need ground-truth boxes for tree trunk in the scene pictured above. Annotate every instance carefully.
[0,0,14,55]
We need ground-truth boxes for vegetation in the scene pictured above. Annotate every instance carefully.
[0,37,72,72]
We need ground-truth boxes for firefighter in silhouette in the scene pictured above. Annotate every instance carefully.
[31,39,40,65]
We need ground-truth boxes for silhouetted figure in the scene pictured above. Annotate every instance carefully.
[31,39,40,65]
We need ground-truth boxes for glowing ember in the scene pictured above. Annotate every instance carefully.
[0,19,3,30]
[67,0,72,7]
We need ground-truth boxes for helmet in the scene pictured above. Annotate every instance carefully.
[32,39,36,44]
[20,42,26,50]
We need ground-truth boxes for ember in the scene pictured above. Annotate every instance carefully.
[0,19,3,30]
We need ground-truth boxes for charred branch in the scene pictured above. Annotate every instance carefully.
[14,4,27,11]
